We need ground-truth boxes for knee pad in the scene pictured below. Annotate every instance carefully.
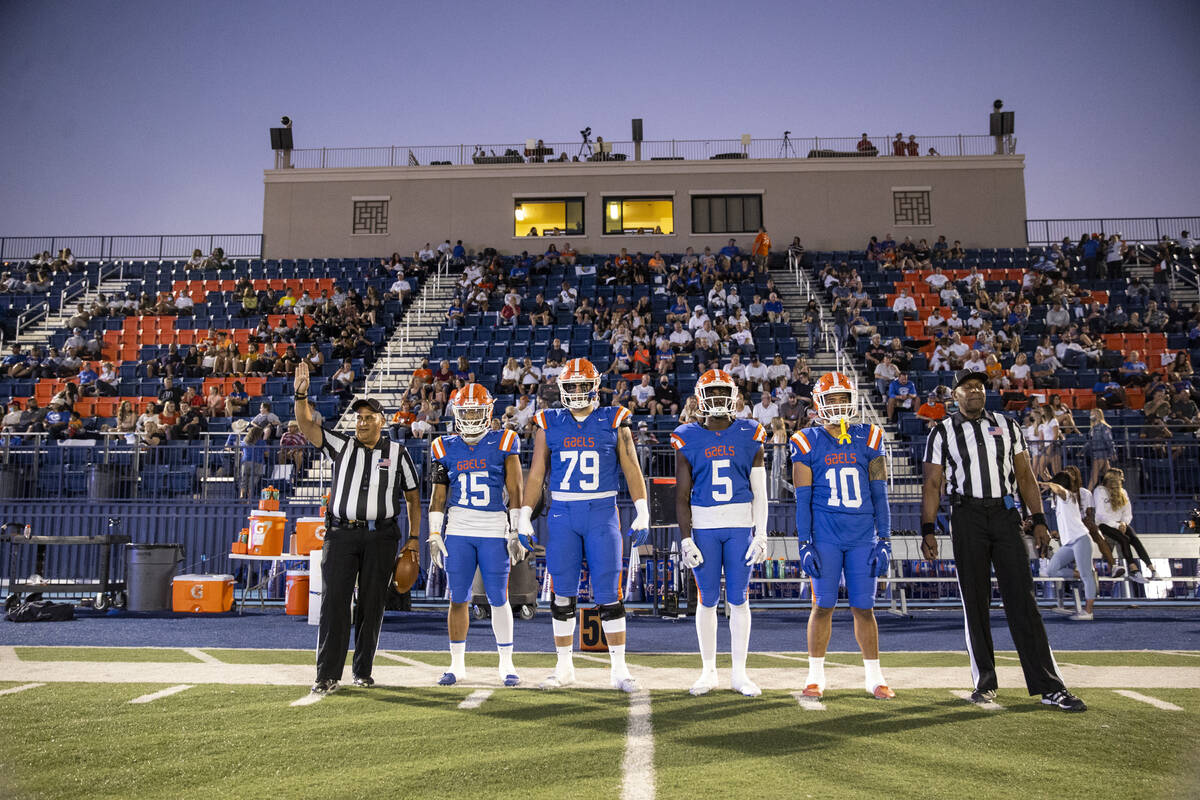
[550,593,577,621]
[598,601,626,621]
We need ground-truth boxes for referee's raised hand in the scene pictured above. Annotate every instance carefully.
[294,360,311,395]
[293,361,321,446]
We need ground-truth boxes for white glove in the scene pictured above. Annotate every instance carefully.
[744,533,769,566]
[517,506,535,538]
[631,498,650,532]
[506,531,528,566]
[429,532,448,570]
[680,537,704,569]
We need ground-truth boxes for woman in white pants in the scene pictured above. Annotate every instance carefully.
[1042,471,1097,620]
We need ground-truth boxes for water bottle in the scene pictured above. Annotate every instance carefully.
[22,523,31,540]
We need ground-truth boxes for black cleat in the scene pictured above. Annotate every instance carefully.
[1041,689,1087,712]
[352,675,375,688]
[310,678,339,695]
[968,689,997,705]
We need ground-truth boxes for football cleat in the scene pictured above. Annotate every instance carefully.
[732,676,762,697]
[689,671,719,696]
[437,672,458,686]
[801,683,824,699]
[502,673,521,687]
[539,667,576,690]
[968,689,997,705]
[1041,689,1087,712]
[351,675,374,688]
[611,675,640,693]
[870,684,896,700]
[309,679,338,695]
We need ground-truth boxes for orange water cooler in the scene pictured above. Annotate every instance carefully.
[285,570,310,615]
[172,574,235,613]
[295,517,326,555]
[247,510,286,556]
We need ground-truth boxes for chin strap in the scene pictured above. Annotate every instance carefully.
[836,419,851,445]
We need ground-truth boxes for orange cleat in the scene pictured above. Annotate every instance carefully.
[871,684,896,700]
[802,684,823,698]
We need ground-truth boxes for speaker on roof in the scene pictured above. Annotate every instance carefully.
[270,127,294,150]
[989,111,1014,137]
[632,118,643,142]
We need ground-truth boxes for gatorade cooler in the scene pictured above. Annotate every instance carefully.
[295,517,326,555]
[308,550,323,626]
[248,509,286,556]
[172,574,235,613]
[285,570,310,616]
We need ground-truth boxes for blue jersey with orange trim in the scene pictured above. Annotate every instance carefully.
[671,419,765,508]
[790,423,885,519]
[537,406,629,495]
[431,430,519,513]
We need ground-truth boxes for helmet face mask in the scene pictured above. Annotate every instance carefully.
[452,384,493,437]
[815,388,857,425]
[695,370,738,417]
[559,378,598,410]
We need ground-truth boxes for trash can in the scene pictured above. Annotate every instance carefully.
[126,543,185,611]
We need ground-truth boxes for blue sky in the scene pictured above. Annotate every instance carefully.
[2,0,1197,237]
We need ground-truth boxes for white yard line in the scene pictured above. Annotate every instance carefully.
[184,649,224,665]
[791,691,826,711]
[0,682,45,697]
[1113,690,1183,711]
[950,690,1005,710]
[620,690,655,800]
[129,685,194,704]
[290,692,325,707]
[1157,650,1200,659]
[377,651,431,668]
[575,653,610,664]
[457,689,493,709]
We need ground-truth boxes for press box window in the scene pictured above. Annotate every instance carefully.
[603,197,674,235]
[514,198,584,237]
[691,194,762,234]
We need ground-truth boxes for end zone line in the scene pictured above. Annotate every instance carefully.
[1113,690,1183,711]
[130,685,194,704]
[950,690,1004,710]
[184,649,224,665]
[621,690,655,800]
[791,691,825,711]
[457,689,493,709]
[0,683,45,697]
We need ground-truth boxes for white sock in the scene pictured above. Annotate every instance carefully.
[490,604,515,673]
[807,656,826,690]
[864,658,885,691]
[449,641,466,675]
[728,601,751,679]
[601,617,630,678]
[555,643,574,672]
[695,604,718,673]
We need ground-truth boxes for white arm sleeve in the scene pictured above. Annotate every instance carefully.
[428,511,445,536]
[750,465,768,539]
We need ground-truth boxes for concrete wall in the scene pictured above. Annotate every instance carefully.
[262,155,1027,259]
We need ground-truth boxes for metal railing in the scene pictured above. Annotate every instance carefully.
[0,234,263,262]
[1026,217,1200,246]
[276,134,1008,170]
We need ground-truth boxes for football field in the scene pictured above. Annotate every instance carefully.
[1,646,1198,800]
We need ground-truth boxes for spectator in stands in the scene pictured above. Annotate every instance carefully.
[1036,404,1063,477]
[962,350,988,375]
[175,401,206,441]
[1045,302,1070,335]
[653,374,681,416]
[1093,468,1156,582]
[1030,351,1059,389]
[764,292,787,323]
[752,226,771,271]
[1169,387,1200,433]
[874,354,900,399]
[251,402,282,441]
[237,425,267,498]
[226,381,250,417]
[939,282,964,309]
[519,357,541,392]
[1092,372,1126,410]
[113,400,137,435]
[278,421,309,476]
[886,372,917,423]
[917,390,948,426]
[1117,350,1151,387]
[1042,472,1098,620]
[1047,394,1079,436]
[2,400,25,433]
[752,392,779,428]
[857,133,875,154]
[1105,234,1125,280]
[512,394,535,434]
[891,288,919,321]
[631,375,656,413]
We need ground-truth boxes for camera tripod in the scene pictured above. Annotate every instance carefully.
[779,131,797,158]
[577,133,594,159]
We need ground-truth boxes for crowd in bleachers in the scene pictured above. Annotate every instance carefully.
[811,230,1200,493]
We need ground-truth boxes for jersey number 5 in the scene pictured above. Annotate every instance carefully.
[711,459,733,502]
[457,471,491,507]
[560,450,600,491]
[825,467,863,508]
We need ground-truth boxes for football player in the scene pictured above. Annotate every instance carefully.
[428,383,527,686]
[672,369,770,697]
[790,372,895,700]
[517,358,650,692]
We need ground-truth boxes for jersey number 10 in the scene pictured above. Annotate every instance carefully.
[824,466,863,508]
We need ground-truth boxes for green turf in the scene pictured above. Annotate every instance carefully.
[0,683,629,800]
[651,689,1200,800]
[400,651,561,669]
[13,647,202,663]
[198,648,356,665]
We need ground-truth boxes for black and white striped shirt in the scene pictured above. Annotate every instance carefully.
[321,427,419,522]
[923,410,1026,499]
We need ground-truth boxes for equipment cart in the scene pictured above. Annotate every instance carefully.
[3,523,131,612]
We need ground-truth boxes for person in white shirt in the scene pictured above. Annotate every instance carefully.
[389,276,412,302]
[512,394,536,433]
[945,313,964,332]
[965,309,984,331]
[744,356,769,385]
[437,240,453,257]
[694,322,720,352]
[939,284,963,308]
[929,342,953,373]
[873,355,899,398]
[752,393,779,428]
[418,243,436,263]
[687,307,709,332]
[946,334,970,366]
[926,310,947,330]
[724,353,747,382]
[765,354,791,382]
[1093,469,1156,581]
[631,375,656,410]
[1036,405,1062,477]
[173,292,194,312]
[924,267,949,290]
[730,321,754,354]
[891,290,918,321]
[962,352,987,373]
[294,291,314,313]
[1043,472,1098,620]
[668,322,693,351]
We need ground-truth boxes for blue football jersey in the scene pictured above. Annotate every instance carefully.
[537,406,631,496]
[790,423,885,518]
[671,419,766,509]
[431,429,520,513]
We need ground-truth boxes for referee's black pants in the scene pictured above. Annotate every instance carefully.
[950,501,1066,696]
[316,521,400,682]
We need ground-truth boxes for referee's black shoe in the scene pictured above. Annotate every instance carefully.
[967,689,997,705]
[352,675,375,688]
[310,678,339,695]
[1041,689,1087,712]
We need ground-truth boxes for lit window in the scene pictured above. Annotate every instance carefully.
[513,198,584,237]
[603,197,674,235]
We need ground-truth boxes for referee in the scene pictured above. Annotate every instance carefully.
[921,370,1086,712]
[294,361,421,695]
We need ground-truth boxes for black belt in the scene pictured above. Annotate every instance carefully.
[949,495,1012,509]
[328,518,394,531]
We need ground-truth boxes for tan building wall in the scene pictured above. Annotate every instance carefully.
[262,155,1027,259]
